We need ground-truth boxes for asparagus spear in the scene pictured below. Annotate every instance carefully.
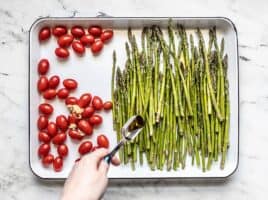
[197,28,223,121]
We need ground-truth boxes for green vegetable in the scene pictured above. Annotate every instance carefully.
[112,22,230,171]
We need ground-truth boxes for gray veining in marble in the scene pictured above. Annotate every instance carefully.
[1,0,268,199]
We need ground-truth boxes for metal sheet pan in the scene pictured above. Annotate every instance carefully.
[29,17,239,180]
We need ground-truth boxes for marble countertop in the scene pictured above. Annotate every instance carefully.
[1,0,268,199]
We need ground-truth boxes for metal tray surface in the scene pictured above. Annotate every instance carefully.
[29,17,239,179]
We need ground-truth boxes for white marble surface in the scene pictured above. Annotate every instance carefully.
[0,0,268,199]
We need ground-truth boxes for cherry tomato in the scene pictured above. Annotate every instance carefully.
[48,75,60,89]
[37,76,49,92]
[68,115,79,125]
[42,154,54,166]
[52,26,67,37]
[43,89,57,100]
[47,122,58,137]
[52,132,67,145]
[68,115,79,128]
[56,115,68,131]
[91,40,103,54]
[39,103,53,115]
[57,34,74,47]
[103,101,113,110]
[63,79,78,90]
[39,27,51,41]
[77,120,93,135]
[65,96,78,105]
[72,41,85,54]
[71,26,85,38]
[68,129,84,140]
[53,156,63,172]
[57,144,68,157]
[57,88,69,99]
[78,93,92,108]
[38,131,51,143]
[38,59,49,75]
[38,143,50,157]
[100,29,113,43]
[82,106,95,118]
[37,115,48,130]
[92,96,103,110]
[55,47,69,58]
[97,134,109,148]
[88,26,102,37]
[78,141,93,155]
[88,114,102,126]
[80,34,95,46]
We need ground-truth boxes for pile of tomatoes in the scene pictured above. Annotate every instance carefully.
[36,58,111,172]
[39,25,113,58]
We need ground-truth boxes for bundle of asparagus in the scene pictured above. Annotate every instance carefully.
[111,22,230,172]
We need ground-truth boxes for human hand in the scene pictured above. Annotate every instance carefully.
[61,148,120,200]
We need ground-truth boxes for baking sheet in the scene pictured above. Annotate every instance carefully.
[29,17,239,179]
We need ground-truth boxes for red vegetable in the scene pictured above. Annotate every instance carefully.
[52,132,67,145]
[39,27,51,41]
[52,26,67,37]
[57,144,68,157]
[47,122,58,137]
[89,114,102,126]
[77,120,93,135]
[71,26,85,38]
[53,156,63,172]
[56,115,69,131]
[37,115,48,130]
[97,134,109,148]
[88,26,102,37]
[82,106,95,118]
[37,76,49,92]
[57,88,69,99]
[91,40,103,54]
[68,129,84,140]
[63,79,78,90]
[68,114,79,124]
[65,96,78,105]
[72,41,85,54]
[78,93,92,108]
[103,101,113,110]
[57,34,74,47]
[100,29,113,43]
[42,154,54,166]
[38,131,51,143]
[55,47,69,58]
[39,103,53,115]
[78,141,93,155]
[49,75,60,89]
[80,34,95,46]
[38,59,49,75]
[38,143,50,157]
[92,96,103,110]
[43,89,57,100]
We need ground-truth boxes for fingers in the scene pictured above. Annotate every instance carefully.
[111,156,120,166]
[82,148,109,169]
[98,160,109,174]
[77,148,120,172]
[90,148,109,163]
